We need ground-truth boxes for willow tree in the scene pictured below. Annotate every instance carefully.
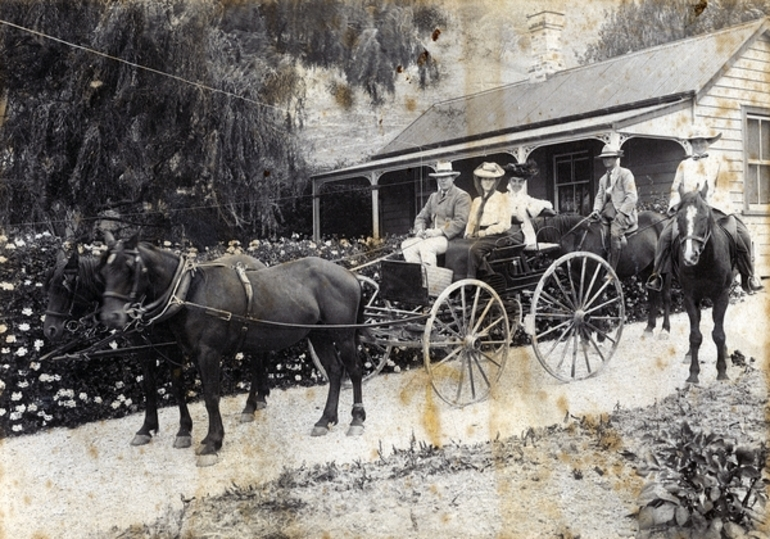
[0,0,446,241]
[581,0,769,64]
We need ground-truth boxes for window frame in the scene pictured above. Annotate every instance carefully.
[743,106,770,215]
[552,150,593,215]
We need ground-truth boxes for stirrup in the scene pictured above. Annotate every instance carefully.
[646,274,663,292]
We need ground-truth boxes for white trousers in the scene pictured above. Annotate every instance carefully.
[401,236,448,267]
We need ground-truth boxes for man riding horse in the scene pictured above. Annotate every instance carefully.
[589,144,638,277]
[646,125,763,294]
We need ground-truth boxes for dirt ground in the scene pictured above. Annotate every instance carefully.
[0,292,767,539]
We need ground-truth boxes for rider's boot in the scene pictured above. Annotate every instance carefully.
[606,237,622,282]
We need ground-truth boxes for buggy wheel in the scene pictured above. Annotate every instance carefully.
[526,252,624,382]
[310,275,392,387]
[424,279,509,407]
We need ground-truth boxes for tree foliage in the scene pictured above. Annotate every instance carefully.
[581,0,769,64]
[0,0,445,243]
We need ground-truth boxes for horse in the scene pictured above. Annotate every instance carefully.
[532,211,672,334]
[97,234,366,467]
[43,247,270,449]
[671,184,733,384]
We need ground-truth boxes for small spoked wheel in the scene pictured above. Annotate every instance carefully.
[424,279,509,407]
[310,275,392,387]
[526,252,624,382]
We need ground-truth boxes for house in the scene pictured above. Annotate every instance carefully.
[311,13,770,275]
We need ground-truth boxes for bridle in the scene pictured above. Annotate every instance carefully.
[677,199,712,252]
[101,248,149,322]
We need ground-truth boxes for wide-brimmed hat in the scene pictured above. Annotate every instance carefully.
[473,161,505,178]
[505,161,538,180]
[428,161,461,178]
[597,144,624,158]
[683,125,722,145]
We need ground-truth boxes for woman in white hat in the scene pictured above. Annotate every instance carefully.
[589,143,638,275]
[505,160,556,247]
[647,125,762,293]
[401,161,471,267]
[445,161,513,280]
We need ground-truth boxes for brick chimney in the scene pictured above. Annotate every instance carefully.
[527,10,565,82]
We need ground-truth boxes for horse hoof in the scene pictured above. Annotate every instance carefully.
[717,373,729,381]
[256,401,267,411]
[346,425,365,437]
[686,376,699,384]
[311,425,330,437]
[196,453,219,467]
[173,435,192,449]
[239,413,255,423]
[130,434,152,446]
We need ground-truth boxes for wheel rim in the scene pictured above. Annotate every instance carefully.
[424,279,509,407]
[528,252,624,382]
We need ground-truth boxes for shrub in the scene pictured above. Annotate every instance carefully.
[636,421,768,538]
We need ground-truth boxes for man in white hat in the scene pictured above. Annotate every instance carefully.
[589,144,638,274]
[401,161,471,267]
[647,125,762,292]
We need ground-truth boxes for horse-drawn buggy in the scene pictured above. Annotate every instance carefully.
[44,213,672,465]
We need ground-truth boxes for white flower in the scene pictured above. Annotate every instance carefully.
[157,388,165,396]
[295,374,302,381]
[235,352,244,360]
[136,375,143,383]
[27,403,37,412]
[17,379,28,388]
[5,335,16,343]
[0,256,5,263]
[0,324,6,334]
[60,400,76,408]
[14,404,25,413]
[33,340,44,351]
[23,280,31,286]
[9,411,21,420]
[117,394,126,402]
[0,408,5,416]
[11,425,22,432]
[18,323,30,332]
[4,244,15,251]
[79,392,88,401]
[115,381,124,389]
[1,348,9,355]
[0,235,6,243]
[111,401,121,409]
[11,392,21,401]
[29,362,40,371]
[94,396,102,404]
[15,347,27,357]
[13,238,26,247]
[21,308,32,316]
[124,398,132,407]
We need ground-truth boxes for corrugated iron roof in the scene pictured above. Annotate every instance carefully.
[377,18,767,158]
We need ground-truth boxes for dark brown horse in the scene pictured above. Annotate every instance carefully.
[98,235,365,466]
[533,211,672,334]
[671,184,733,383]
[43,248,270,449]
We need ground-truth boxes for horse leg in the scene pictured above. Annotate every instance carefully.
[684,297,703,384]
[336,331,365,436]
[196,345,224,467]
[661,274,672,334]
[308,333,342,436]
[132,353,159,446]
[644,287,659,334]
[168,349,193,449]
[712,292,729,381]
[240,352,270,423]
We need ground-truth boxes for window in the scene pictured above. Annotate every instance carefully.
[553,151,592,214]
[746,112,770,209]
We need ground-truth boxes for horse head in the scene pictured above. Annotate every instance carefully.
[99,234,150,329]
[676,182,712,267]
[43,249,82,341]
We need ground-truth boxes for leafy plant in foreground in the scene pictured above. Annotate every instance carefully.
[637,421,768,538]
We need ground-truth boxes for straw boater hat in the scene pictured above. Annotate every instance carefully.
[428,161,461,178]
[683,125,722,145]
[473,162,505,178]
[597,144,624,158]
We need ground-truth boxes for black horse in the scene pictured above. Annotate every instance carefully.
[43,248,270,448]
[533,211,672,334]
[98,235,365,466]
[671,184,733,383]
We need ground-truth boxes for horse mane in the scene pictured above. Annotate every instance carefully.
[532,213,586,243]
[79,255,106,297]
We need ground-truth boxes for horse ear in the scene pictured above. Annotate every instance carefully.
[103,231,116,247]
[125,233,139,250]
[700,181,709,200]
[66,249,79,269]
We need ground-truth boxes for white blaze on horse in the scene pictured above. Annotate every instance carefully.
[98,234,365,467]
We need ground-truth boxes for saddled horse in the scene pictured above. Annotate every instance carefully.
[98,235,365,466]
[43,247,270,448]
[671,184,733,383]
[533,210,672,334]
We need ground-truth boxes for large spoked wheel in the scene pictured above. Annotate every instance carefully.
[526,252,624,382]
[424,279,510,407]
[310,275,392,387]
